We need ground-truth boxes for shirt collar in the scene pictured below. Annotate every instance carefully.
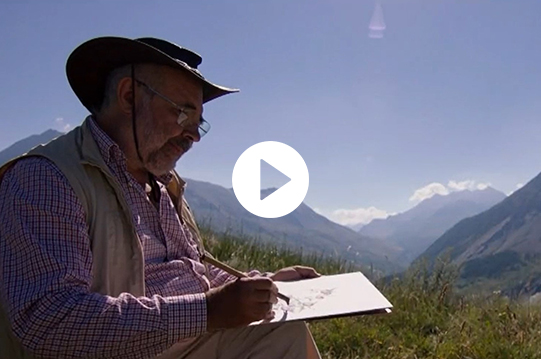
[87,116,173,185]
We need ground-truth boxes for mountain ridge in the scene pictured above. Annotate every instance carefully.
[420,173,541,263]
[0,129,63,166]
[416,171,541,295]
[359,187,506,265]
[183,178,403,273]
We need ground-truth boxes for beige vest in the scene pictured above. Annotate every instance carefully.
[0,119,206,358]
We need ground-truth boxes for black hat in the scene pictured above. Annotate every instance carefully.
[66,36,239,112]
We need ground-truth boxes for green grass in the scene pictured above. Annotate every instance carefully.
[202,229,541,359]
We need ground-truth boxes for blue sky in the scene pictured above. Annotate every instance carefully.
[1,1,540,226]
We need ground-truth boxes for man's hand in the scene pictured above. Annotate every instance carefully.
[270,265,321,282]
[205,277,278,331]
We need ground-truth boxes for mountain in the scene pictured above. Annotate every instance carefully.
[347,223,366,232]
[183,178,402,273]
[0,129,63,166]
[417,172,541,296]
[359,188,506,266]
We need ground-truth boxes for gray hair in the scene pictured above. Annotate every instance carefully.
[93,63,165,114]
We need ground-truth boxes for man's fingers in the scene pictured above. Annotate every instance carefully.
[207,279,282,329]
[240,277,274,290]
[252,289,278,304]
[265,310,276,320]
[255,302,274,317]
[295,266,321,278]
[270,291,278,304]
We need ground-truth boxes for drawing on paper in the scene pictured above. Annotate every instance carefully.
[273,287,336,321]
[251,272,393,326]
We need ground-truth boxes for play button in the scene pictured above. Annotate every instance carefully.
[232,141,309,218]
[260,159,291,200]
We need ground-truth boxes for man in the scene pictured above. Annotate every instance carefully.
[0,37,321,359]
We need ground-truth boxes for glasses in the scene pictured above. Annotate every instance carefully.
[134,79,211,138]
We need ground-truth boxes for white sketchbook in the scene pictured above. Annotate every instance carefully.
[252,272,392,325]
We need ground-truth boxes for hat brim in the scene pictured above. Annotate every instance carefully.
[66,37,239,112]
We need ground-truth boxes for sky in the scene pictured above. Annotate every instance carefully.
[1,0,541,227]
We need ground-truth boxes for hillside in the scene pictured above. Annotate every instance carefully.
[360,188,506,265]
[0,129,62,166]
[418,171,541,294]
[184,178,403,273]
[203,229,541,359]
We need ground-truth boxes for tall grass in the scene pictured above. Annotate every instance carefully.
[201,227,358,275]
[202,229,541,359]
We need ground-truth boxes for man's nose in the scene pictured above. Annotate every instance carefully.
[182,123,201,143]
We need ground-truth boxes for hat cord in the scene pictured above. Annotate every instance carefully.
[131,64,144,165]
[131,64,161,208]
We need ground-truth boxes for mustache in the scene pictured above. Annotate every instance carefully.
[170,136,193,153]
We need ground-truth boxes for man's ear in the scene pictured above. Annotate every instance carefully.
[116,77,135,116]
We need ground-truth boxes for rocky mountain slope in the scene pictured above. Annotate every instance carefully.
[360,188,506,265]
[417,173,541,295]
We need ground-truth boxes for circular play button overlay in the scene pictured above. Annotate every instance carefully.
[232,141,309,218]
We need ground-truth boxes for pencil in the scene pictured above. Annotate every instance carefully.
[202,253,290,304]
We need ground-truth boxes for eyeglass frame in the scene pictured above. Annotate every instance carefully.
[134,79,211,138]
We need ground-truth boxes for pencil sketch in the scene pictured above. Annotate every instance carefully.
[251,272,393,325]
[273,287,336,321]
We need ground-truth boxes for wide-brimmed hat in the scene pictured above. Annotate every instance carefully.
[66,36,239,112]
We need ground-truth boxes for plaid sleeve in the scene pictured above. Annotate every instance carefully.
[208,265,238,288]
[0,157,207,359]
[208,265,271,288]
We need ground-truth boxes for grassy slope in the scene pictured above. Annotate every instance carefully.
[202,228,541,359]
